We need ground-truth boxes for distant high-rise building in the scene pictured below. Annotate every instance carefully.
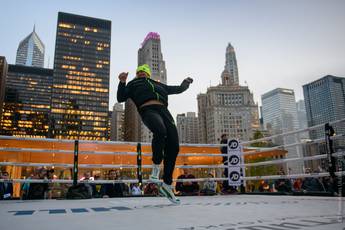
[16,26,45,68]
[296,100,308,130]
[224,43,239,86]
[198,44,259,143]
[176,112,199,144]
[0,56,8,123]
[296,100,309,139]
[261,88,299,135]
[138,32,167,83]
[51,12,111,140]
[261,88,303,173]
[197,93,208,143]
[124,32,167,142]
[0,65,53,137]
[303,75,345,139]
[111,103,125,141]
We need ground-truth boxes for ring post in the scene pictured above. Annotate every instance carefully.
[73,140,79,186]
[325,123,336,178]
[137,143,143,186]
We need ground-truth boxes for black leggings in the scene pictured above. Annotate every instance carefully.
[139,105,179,185]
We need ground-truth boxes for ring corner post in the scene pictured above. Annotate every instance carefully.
[137,142,143,186]
[73,140,79,186]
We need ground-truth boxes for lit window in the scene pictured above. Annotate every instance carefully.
[59,23,75,29]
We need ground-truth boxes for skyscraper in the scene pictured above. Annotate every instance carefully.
[296,100,309,139]
[51,12,111,140]
[176,112,199,144]
[261,88,303,173]
[111,103,125,141]
[303,75,345,139]
[0,64,53,137]
[261,88,299,135]
[224,43,239,86]
[15,26,45,68]
[296,100,308,130]
[0,56,8,123]
[198,44,259,143]
[124,32,167,142]
[138,32,167,83]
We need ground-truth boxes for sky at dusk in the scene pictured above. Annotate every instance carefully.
[1,0,345,119]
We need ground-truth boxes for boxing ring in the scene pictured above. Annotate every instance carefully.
[0,119,345,230]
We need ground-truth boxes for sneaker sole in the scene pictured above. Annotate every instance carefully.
[159,186,180,205]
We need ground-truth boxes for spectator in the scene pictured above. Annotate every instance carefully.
[200,173,217,195]
[93,174,103,198]
[293,178,302,192]
[80,171,94,181]
[301,169,325,192]
[101,170,124,198]
[131,183,142,196]
[47,169,66,199]
[274,170,292,193]
[80,171,95,197]
[23,167,49,200]
[0,171,13,200]
[246,181,256,193]
[322,176,337,195]
[176,166,199,195]
[258,180,270,192]
[144,183,159,196]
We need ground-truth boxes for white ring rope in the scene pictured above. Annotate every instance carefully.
[0,151,343,169]
[0,118,344,147]
[0,134,343,158]
[241,118,345,146]
[1,171,344,184]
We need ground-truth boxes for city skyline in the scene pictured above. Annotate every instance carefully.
[0,0,345,120]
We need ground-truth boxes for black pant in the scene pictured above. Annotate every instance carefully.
[139,105,179,185]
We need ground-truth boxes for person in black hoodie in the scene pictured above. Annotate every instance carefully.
[176,166,199,195]
[101,170,124,198]
[117,64,193,204]
[0,171,13,200]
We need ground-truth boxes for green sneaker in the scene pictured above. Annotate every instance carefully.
[148,164,161,184]
[159,183,180,205]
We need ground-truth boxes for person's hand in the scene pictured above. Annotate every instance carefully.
[184,77,193,84]
[118,72,128,83]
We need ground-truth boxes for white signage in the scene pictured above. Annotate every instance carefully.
[227,139,243,186]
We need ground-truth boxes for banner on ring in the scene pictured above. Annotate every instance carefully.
[227,139,243,186]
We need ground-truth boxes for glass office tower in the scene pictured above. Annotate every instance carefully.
[51,12,111,140]
[0,65,53,137]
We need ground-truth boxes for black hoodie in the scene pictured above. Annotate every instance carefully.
[117,77,190,108]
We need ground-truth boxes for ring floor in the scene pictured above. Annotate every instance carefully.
[0,195,344,230]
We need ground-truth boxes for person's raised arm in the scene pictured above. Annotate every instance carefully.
[117,72,129,102]
[164,77,193,95]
